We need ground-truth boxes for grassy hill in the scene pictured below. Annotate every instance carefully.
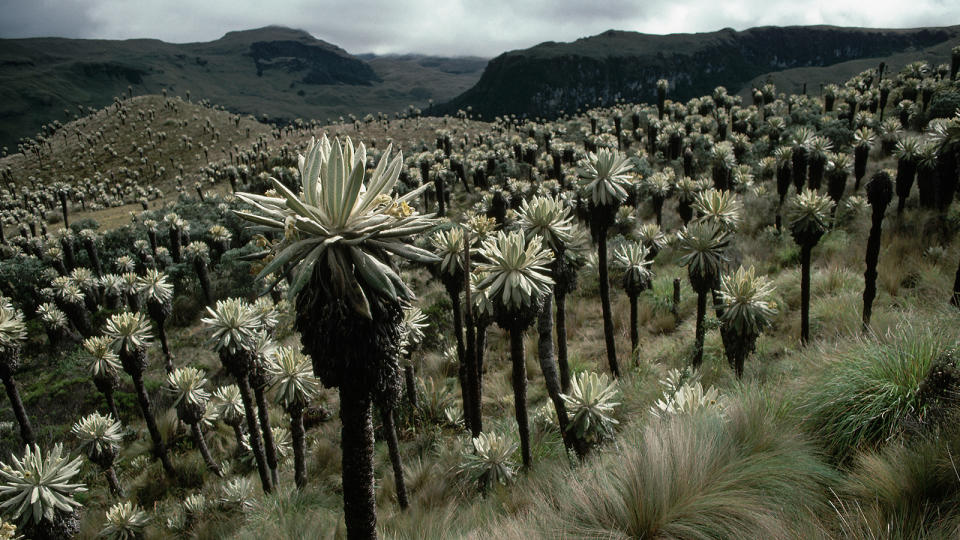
[0,94,270,227]
[0,26,486,150]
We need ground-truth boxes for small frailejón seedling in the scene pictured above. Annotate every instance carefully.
[458,432,519,495]
[561,371,621,450]
[650,368,724,418]
[220,477,257,512]
[100,501,150,540]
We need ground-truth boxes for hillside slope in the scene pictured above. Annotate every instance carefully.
[439,24,960,119]
[0,26,486,150]
[739,36,960,99]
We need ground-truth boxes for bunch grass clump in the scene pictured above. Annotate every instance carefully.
[517,388,835,539]
[802,321,958,461]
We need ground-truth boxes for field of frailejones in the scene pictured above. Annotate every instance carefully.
[0,58,959,539]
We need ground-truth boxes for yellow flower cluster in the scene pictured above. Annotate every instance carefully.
[0,520,16,540]
[385,200,413,218]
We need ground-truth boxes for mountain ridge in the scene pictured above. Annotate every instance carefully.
[0,26,486,149]
[4,23,960,151]
[437,24,960,118]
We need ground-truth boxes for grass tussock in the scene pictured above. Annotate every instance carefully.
[236,485,344,539]
[495,387,836,539]
[832,429,960,538]
[802,316,960,462]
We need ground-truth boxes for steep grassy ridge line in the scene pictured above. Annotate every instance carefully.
[0,26,486,150]
[739,37,960,99]
[440,25,960,119]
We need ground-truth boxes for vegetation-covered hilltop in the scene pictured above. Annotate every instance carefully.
[0,46,958,539]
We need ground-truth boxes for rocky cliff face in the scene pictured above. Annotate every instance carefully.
[247,37,380,85]
[440,25,960,119]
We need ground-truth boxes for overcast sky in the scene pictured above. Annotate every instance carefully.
[0,0,958,57]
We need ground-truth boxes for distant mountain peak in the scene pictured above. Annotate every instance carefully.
[218,26,316,43]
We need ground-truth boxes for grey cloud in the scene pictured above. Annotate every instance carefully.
[0,0,958,57]
[0,0,101,39]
